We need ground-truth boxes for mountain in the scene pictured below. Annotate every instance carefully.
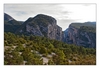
[4,13,96,48]
[4,13,23,33]
[4,13,14,21]
[63,22,96,48]
[70,22,96,28]
[16,14,62,41]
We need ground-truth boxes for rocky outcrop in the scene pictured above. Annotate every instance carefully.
[17,14,62,41]
[47,24,62,40]
[63,24,96,48]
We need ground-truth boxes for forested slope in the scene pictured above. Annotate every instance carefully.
[4,32,96,65]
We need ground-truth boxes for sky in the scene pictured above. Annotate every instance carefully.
[4,4,96,31]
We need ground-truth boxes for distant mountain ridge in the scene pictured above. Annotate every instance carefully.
[4,13,23,33]
[70,22,96,28]
[4,13,14,21]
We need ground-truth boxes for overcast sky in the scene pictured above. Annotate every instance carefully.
[4,4,96,31]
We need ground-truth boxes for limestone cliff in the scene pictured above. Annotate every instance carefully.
[17,14,62,41]
[63,23,96,48]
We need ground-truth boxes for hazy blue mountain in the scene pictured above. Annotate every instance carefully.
[4,13,14,21]
[4,13,23,33]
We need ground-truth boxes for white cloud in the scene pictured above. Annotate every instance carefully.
[4,4,96,31]
[60,4,96,21]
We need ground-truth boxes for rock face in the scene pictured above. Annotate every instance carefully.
[63,23,96,48]
[17,14,62,41]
